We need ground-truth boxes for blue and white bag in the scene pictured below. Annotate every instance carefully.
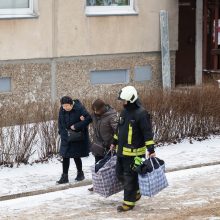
[91,155,123,198]
[138,157,168,197]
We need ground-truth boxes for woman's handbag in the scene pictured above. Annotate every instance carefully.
[67,129,84,142]
[90,142,106,156]
[91,119,107,156]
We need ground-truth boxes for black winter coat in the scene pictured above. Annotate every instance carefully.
[58,100,92,158]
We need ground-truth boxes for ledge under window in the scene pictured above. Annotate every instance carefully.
[85,6,138,16]
[0,13,38,19]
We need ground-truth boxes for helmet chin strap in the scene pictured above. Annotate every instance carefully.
[123,101,139,111]
[130,94,136,103]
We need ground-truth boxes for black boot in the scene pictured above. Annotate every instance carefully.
[75,171,85,181]
[56,173,69,184]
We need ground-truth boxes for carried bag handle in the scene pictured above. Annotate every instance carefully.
[149,158,155,171]
[149,157,161,171]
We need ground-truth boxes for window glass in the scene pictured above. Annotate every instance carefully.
[0,77,11,93]
[90,69,129,85]
[87,0,130,6]
[134,66,152,82]
[0,0,29,9]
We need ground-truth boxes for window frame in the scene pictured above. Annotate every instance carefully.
[0,0,37,19]
[85,0,138,16]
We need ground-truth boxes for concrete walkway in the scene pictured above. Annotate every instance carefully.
[1,164,220,220]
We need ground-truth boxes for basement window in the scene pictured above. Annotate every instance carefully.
[0,77,11,93]
[85,0,137,16]
[0,0,38,19]
[134,65,152,82]
[90,69,129,85]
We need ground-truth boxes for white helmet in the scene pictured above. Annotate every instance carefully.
[118,86,138,103]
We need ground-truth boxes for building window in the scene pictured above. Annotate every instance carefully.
[87,0,130,6]
[134,65,152,82]
[0,77,11,93]
[86,0,137,16]
[90,69,129,85]
[0,0,37,19]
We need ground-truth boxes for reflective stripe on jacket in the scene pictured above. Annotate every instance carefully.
[113,103,154,157]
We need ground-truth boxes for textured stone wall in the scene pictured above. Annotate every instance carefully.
[0,52,176,109]
[56,52,176,100]
[0,62,51,108]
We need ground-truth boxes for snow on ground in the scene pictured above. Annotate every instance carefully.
[0,135,220,197]
[1,164,220,220]
[157,135,220,169]
[0,156,94,197]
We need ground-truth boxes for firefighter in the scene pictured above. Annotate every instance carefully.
[111,86,155,212]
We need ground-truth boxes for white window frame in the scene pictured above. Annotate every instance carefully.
[85,0,138,16]
[0,0,38,19]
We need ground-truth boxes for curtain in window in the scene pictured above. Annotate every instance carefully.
[0,0,29,9]
[87,0,129,6]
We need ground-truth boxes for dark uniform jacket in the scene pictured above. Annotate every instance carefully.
[113,100,154,157]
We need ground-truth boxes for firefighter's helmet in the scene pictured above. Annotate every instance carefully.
[118,86,138,103]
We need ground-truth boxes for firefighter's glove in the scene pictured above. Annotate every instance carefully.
[147,144,155,155]
[133,156,144,170]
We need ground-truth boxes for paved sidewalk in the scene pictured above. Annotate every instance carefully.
[1,164,220,220]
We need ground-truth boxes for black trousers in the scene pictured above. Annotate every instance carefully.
[63,157,82,174]
[116,156,139,206]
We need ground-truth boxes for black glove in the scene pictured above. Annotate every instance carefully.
[147,144,155,155]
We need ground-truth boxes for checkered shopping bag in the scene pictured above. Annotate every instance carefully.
[138,157,168,197]
[91,155,123,198]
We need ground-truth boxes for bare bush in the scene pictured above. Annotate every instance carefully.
[0,124,38,167]
[0,86,219,167]
[37,120,59,160]
[139,86,220,143]
[0,102,58,167]
[36,103,59,160]
[81,85,220,143]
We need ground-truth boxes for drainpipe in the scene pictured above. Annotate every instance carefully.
[160,10,171,89]
[195,0,203,85]
[51,0,58,103]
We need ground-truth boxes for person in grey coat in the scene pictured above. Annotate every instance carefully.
[88,99,118,191]
[57,96,92,184]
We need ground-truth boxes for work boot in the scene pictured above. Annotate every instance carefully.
[75,171,85,181]
[88,187,94,192]
[136,192,141,202]
[117,204,134,212]
[56,173,69,184]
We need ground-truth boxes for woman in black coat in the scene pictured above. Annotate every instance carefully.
[57,96,92,184]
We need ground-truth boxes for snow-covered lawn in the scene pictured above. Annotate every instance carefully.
[0,135,220,198]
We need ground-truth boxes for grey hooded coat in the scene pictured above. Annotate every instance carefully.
[91,105,118,156]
